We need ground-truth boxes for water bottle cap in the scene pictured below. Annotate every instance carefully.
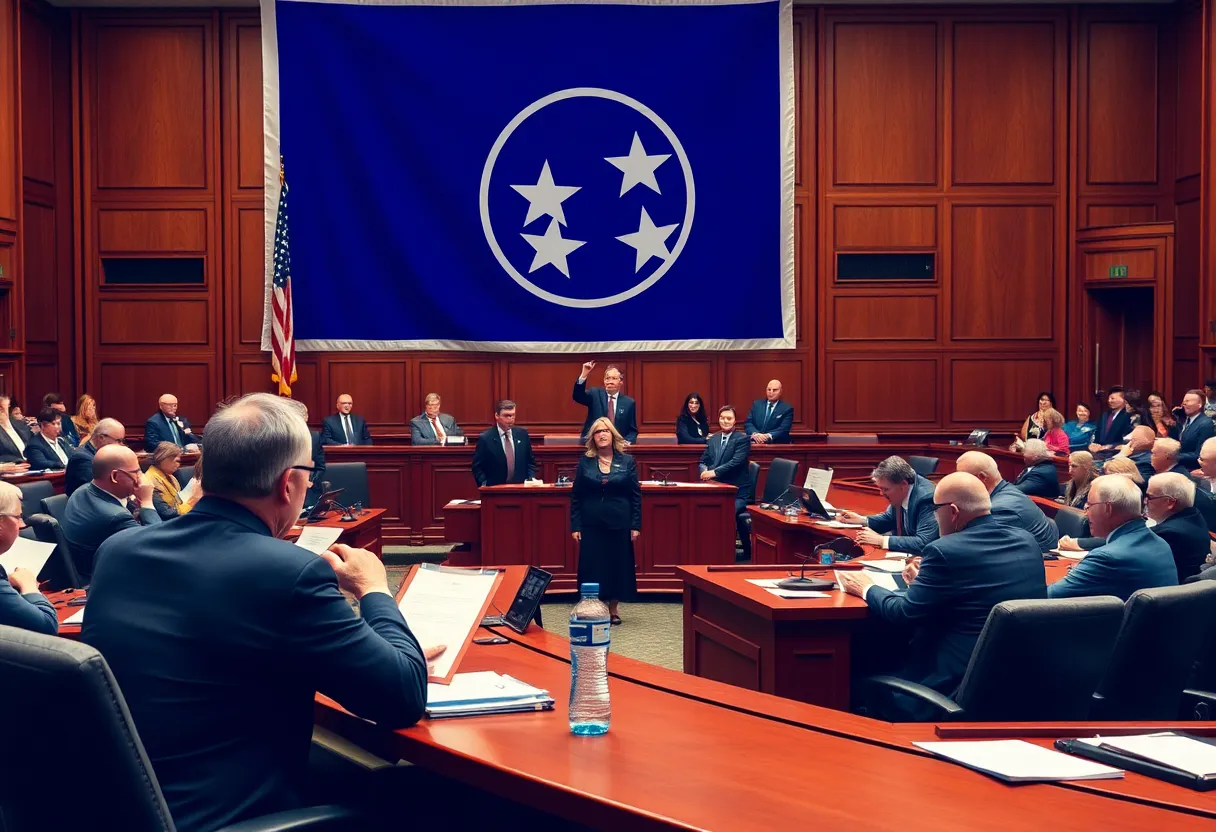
[580,582,600,596]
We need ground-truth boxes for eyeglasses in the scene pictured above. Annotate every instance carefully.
[291,464,322,485]
[1084,501,1110,513]
[1144,493,1173,503]
[593,429,612,436]
[932,501,955,510]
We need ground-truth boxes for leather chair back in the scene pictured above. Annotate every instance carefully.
[907,456,939,476]
[1095,582,1216,719]
[323,462,370,508]
[761,458,799,503]
[1054,506,1086,539]
[174,465,195,489]
[17,480,54,524]
[26,513,82,591]
[0,625,175,831]
[40,492,68,525]
[954,596,1125,721]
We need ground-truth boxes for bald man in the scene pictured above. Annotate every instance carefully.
[839,472,1045,717]
[1122,424,1157,482]
[145,393,201,452]
[60,444,162,582]
[745,379,793,444]
[955,451,1058,552]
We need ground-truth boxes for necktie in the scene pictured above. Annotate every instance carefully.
[765,402,774,429]
[719,433,729,465]
[896,505,904,536]
[342,415,352,444]
[432,417,446,443]
[168,416,180,445]
[1104,410,1114,438]
[607,395,616,424]
[503,431,515,480]
[1182,416,1192,440]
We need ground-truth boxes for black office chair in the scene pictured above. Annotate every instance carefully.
[1054,506,1085,539]
[864,596,1125,721]
[760,458,799,504]
[324,462,370,509]
[41,492,68,525]
[0,625,357,831]
[907,456,939,477]
[17,480,54,524]
[737,461,761,561]
[1092,582,1216,720]
[26,513,83,591]
[175,465,195,489]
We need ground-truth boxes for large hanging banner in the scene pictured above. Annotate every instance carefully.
[262,0,794,352]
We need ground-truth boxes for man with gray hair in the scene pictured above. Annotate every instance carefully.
[1151,437,1192,478]
[65,416,125,495]
[838,455,939,554]
[1048,474,1176,600]
[1145,472,1209,581]
[1013,438,1061,499]
[955,451,1058,552]
[839,472,1045,718]
[0,480,57,634]
[83,393,441,832]
[1123,425,1158,482]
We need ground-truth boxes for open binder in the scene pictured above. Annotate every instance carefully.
[1055,732,1216,791]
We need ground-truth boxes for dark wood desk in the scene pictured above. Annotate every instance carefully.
[750,482,890,565]
[3,469,65,492]
[443,482,737,592]
[286,508,385,559]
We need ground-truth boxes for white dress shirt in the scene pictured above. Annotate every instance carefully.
[42,434,68,466]
[1,420,25,454]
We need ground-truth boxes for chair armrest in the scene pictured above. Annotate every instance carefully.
[216,805,361,832]
[865,675,965,720]
[1182,688,1216,720]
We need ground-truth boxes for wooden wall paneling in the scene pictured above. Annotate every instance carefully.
[636,359,713,430]
[504,359,608,430]
[832,294,937,342]
[20,200,54,342]
[723,357,807,430]
[833,204,936,249]
[226,13,262,193]
[826,356,939,427]
[98,298,210,346]
[948,356,1056,426]
[1173,201,1200,399]
[232,203,264,346]
[96,208,207,253]
[19,0,51,190]
[1084,20,1160,186]
[97,359,214,429]
[237,356,319,417]
[0,0,18,226]
[416,358,495,432]
[24,359,57,408]
[1176,3,1203,181]
[1084,203,1160,227]
[326,359,409,427]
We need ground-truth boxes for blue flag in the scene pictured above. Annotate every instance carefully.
[263,0,794,351]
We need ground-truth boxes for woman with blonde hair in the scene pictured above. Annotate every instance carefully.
[146,441,202,520]
[570,416,640,625]
[1063,451,1097,509]
[1102,455,1145,490]
[72,394,99,446]
[1059,458,1146,552]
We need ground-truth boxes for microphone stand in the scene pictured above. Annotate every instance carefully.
[777,541,837,591]
[332,500,361,523]
[652,469,677,486]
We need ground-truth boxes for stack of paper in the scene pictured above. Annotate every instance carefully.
[0,536,57,577]
[1077,733,1216,780]
[426,671,554,719]
[814,520,864,529]
[745,578,829,599]
[837,569,900,592]
[915,740,1124,782]
[859,558,907,573]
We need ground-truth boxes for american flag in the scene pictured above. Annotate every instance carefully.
[270,160,297,397]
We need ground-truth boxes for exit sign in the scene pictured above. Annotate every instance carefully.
[1108,265,1129,278]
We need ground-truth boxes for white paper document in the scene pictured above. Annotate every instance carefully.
[0,536,56,577]
[1079,733,1216,778]
[746,578,785,588]
[803,467,833,501]
[179,477,198,503]
[398,566,499,681]
[914,740,1124,782]
[63,608,84,625]
[859,558,907,574]
[294,526,343,555]
[814,520,865,529]
[838,569,899,592]
[764,588,829,600]
[427,671,547,707]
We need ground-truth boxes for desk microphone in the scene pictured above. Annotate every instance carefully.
[760,485,799,511]
[778,538,850,591]
[333,500,361,523]
[651,469,677,486]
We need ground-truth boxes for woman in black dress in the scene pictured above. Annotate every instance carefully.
[570,416,641,625]
[676,392,710,444]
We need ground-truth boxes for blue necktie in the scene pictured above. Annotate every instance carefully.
[765,402,774,429]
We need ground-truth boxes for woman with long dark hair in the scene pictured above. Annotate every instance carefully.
[676,392,710,444]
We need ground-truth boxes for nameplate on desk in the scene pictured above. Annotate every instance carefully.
[443,436,467,445]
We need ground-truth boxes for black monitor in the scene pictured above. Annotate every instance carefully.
[965,429,990,447]
[304,488,345,523]
[794,486,832,520]
[502,566,553,634]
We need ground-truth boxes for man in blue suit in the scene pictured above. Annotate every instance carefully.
[0,481,57,635]
[1049,474,1177,600]
[839,473,1046,716]
[744,379,793,444]
[1090,387,1132,452]
[64,417,124,495]
[1013,439,1061,499]
[700,405,752,560]
[144,393,202,452]
[573,360,637,443]
[320,393,373,446]
[956,451,1058,553]
[471,400,536,486]
[1145,472,1210,582]
[23,407,75,470]
[839,456,939,555]
[83,393,439,832]
[1172,389,1216,470]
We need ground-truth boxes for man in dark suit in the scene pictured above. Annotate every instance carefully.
[838,472,1046,718]
[61,444,162,583]
[1152,437,1196,479]
[144,393,202,452]
[23,407,74,470]
[64,417,125,496]
[320,393,373,446]
[699,405,753,560]
[839,456,939,555]
[1145,472,1209,582]
[409,393,462,446]
[1013,439,1061,499]
[472,400,536,487]
[1090,387,1131,452]
[573,360,637,443]
[1124,425,1157,482]
[744,379,794,444]
[82,393,436,832]
[0,481,57,635]
[955,451,1058,553]
[1049,475,1177,600]
[0,396,32,474]
[1172,389,1216,470]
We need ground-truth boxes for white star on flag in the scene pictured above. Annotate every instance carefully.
[511,161,581,226]
[616,207,678,272]
[521,218,586,278]
[605,133,670,196]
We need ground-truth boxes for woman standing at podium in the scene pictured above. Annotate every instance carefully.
[571,417,641,625]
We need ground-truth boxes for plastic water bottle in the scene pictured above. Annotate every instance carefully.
[569,582,611,735]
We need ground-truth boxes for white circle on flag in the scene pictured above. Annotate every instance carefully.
[480,87,695,309]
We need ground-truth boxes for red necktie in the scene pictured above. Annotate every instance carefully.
[503,432,515,480]
[432,417,446,443]
[607,395,615,424]
[896,507,904,537]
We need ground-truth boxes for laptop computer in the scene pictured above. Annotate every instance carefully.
[302,488,345,523]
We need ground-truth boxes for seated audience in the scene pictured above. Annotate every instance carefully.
[1013,439,1061,499]
[1041,408,1068,455]
[43,392,79,448]
[1063,451,1097,509]
[1019,392,1055,441]
[0,395,32,470]
[1123,389,1147,429]
[1119,425,1157,482]
[1205,379,1216,419]
[1199,436,1216,491]
[144,393,201,451]
[61,444,162,582]
[147,441,202,520]
[955,451,1058,553]
[72,394,99,447]
[699,405,752,560]
[8,402,24,424]
[744,379,793,444]
[1048,475,1177,600]
[323,393,374,446]
[1147,391,1175,437]
[837,473,1046,719]
[1145,472,1207,582]
[1090,387,1131,452]
[408,393,460,446]
[838,456,939,555]
[1193,437,1216,532]
[82,393,437,832]
[1151,437,1192,478]
[1102,456,1146,490]
[0,481,57,635]
[1171,388,1215,470]
[23,407,73,470]
[574,361,638,444]
[676,392,710,445]
[65,417,125,496]
[1063,403,1096,451]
